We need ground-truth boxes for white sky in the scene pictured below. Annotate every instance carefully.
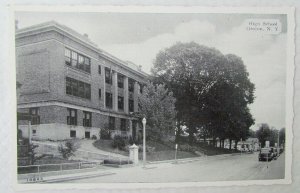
[15,12,287,130]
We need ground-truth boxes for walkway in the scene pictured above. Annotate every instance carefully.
[33,139,128,160]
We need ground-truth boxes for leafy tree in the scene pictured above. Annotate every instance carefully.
[138,81,177,141]
[152,42,255,145]
[58,140,80,159]
[279,127,285,146]
[255,124,279,147]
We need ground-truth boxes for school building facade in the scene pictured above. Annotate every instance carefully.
[16,21,148,141]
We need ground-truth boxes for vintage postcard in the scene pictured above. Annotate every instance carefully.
[12,6,294,190]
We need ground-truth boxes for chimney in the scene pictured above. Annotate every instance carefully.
[83,33,88,38]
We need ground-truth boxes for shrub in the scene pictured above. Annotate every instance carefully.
[58,140,80,159]
[111,135,126,150]
[100,127,111,140]
[128,136,140,145]
[91,135,97,140]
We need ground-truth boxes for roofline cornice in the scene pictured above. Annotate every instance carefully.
[16,21,149,79]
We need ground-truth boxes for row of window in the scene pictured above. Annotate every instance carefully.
[67,108,127,130]
[67,108,92,127]
[105,92,134,112]
[66,76,134,112]
[65,48,142,93]
[65,48,91,73]
[66,77,91,99]
[104,68,135,92]
[29,107,129,131]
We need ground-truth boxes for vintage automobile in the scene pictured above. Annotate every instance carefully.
[258,148,273,161]
[270,147,278,160]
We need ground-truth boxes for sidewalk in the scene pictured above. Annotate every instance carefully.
[33,139,128,160]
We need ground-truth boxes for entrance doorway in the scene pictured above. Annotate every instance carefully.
[85,131,90,139]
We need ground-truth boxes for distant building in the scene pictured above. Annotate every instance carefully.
[16,21,148,140]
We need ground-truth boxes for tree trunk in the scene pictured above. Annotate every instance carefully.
[234,140,238,150]
[229,139,232,150]
[222,139,225,148]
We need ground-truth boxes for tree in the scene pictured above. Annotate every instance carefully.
[255,124,279,147]
[58,140,80,159]
[152,42,255,145]
[138,81,177,141]
[279,127,285,146]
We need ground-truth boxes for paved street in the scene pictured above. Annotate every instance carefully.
[64,152,285,183]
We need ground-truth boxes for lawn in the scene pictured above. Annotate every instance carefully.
[93,139,129,156]
[93,139,199,162]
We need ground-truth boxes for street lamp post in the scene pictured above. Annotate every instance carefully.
[174,123,178,163]
[142,117,146,167]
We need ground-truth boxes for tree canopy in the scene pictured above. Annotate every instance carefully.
[152,42,255,144]
[138,81,177,141]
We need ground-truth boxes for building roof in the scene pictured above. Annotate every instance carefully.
[16,21,149,79]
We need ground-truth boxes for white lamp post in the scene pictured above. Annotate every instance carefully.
[142,117,146,167]
[174,122,178,163]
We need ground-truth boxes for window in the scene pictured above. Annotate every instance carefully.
[29,107,40,125]
[67,108,77,125]
[128,78,134,92]
[98,89,101,99]
[78,54,85,70]
[83,111,92,127]
[65,48,91,73]
[105,67,112,84]
[106,92,113,109]
[32,129,37,135]
[118,96,124,110]
[109,116,115,130]
[66,77,91,99]
[129,99,134,112]
[84,57,91,73]
[71,51,78,67]
[70,130,76,138]
[98,65,101,74]
[118,74,124,88]
[120,118,127,131]
[65,48,71,66]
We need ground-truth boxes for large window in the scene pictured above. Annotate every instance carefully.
[109,116,115,130]
[128,78,134,92]
[67,108,77,126]
[118,74,124,88]
[106,92,113,109]
[66,77,91,99]
[105,67,112,84]
[29,107,40,125]
[83,111,92,127]
[120,118,127,131]
[118,96,124,110]
[65,48,91,73]
[129,99,134,112]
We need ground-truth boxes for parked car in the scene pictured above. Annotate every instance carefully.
[258,148,273,161]
[279,147,284,154]
[270,147,278,159]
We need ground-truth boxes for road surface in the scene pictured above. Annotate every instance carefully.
[63,152,285,183]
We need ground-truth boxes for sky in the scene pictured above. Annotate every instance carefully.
[15,11,288,130]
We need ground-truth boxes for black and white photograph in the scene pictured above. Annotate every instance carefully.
[13,6,294,188]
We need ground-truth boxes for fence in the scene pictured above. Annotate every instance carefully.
[18,161,101,174]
